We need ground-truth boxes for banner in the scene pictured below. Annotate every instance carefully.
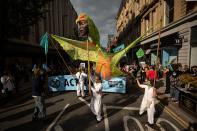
[48,75,126,93]
[102,77,126,93]
[113,44,125,53]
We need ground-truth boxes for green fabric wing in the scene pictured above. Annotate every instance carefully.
[111,35,143,70]
[51,35,98,62]
[87,16,100,47]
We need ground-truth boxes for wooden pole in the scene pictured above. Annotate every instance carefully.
[87,39,91,96]
[46,54,48,66]
[154,0,162,87]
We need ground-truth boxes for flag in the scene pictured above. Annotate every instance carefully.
[136,48,144,58]
[40,32,48,55]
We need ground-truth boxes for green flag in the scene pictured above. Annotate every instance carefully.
[136,48,144,58]
[40,32,48,55]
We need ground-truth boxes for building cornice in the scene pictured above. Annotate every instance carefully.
[141,11,197,44]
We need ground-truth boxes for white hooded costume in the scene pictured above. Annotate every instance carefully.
[76,71,87,97]
[139,84,155,124]
[90,82,102,121]
[1,75,15,93]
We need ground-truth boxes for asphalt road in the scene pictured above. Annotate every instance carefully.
[0,81,185,131]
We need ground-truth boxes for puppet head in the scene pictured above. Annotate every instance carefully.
[76,13,100,46]
[76,13,89,39]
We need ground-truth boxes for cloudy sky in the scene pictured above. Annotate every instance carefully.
[70,0,122,47]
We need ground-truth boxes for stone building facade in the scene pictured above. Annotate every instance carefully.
[1,0,78,70]
[116,0,197,67]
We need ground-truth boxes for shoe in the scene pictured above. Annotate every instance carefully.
[147,123,155,127]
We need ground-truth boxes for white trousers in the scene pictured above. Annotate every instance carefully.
[90,95,102,121]
[147,102,155,124]
[77,82,85,97]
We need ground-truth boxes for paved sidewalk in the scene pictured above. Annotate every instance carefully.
[156,79,197,130]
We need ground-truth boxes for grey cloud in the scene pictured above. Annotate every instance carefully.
[70,0,121,47]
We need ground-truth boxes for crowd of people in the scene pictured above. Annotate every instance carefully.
[119,62,196,127]
[0,63,29,101]
[1,61,196,126]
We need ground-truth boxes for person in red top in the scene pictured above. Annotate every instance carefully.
[148,66,157,83]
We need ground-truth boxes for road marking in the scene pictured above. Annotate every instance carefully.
[78,97,111,131]
[78,97,90,106]
[156,118,180,131]
[54,125,64,131]
[46,104,70,131]
[78,96,180,131]
[123,116,144,131]
[158,103,188,128]
[155,123,165,131]
[103,104,110,131]
[106,106,139,111]
[144,125,157,131]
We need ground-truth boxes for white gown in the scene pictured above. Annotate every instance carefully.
[139,84,155,124]
[76,71,87,97]
[90,82,102,121]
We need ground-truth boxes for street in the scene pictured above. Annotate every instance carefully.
[0,81,185,131]
[0,0,197,131]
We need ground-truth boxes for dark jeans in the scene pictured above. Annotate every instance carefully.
[170,87,179,101]
[165,78,170,93]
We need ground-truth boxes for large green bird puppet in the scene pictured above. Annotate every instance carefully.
[50,13,143,80]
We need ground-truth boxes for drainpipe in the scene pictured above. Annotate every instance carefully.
[189,28,191,69]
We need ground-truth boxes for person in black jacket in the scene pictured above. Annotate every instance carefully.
[32,64,46,121]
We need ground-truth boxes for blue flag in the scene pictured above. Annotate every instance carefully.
[40,32,48,55]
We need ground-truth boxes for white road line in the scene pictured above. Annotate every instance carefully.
[78,97,110,131]
[158,103,188,128]
[46,104,70,131]
[156,118,180,131]
[144,125,157,131]
[106,106,139,111]
[123,116,145,131]
[103,104,110,131]
[156,123,165,131]
[78,97,90,106]
[54,125,64,131]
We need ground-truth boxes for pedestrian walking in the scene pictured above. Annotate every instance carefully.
[136,78,157,127]
[75,67,87,97]
[1,71,15,100]
[90,74,103,123]
[170,71,181,102]
[32,64,46,121]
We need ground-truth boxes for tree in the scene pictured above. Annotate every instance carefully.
[0,0,51,39]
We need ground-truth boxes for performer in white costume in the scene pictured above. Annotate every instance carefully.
[136,78,156,126]
[90,74,103,123]
[76,67,87,97]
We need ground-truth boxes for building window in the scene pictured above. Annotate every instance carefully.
[186,1,197,14]
[165,0,174,24]
[145,15,149,35]
[191,26,197,46]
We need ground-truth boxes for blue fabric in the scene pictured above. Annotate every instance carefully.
[40,32,48,55]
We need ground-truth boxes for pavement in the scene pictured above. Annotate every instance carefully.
[156,79,197,130]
